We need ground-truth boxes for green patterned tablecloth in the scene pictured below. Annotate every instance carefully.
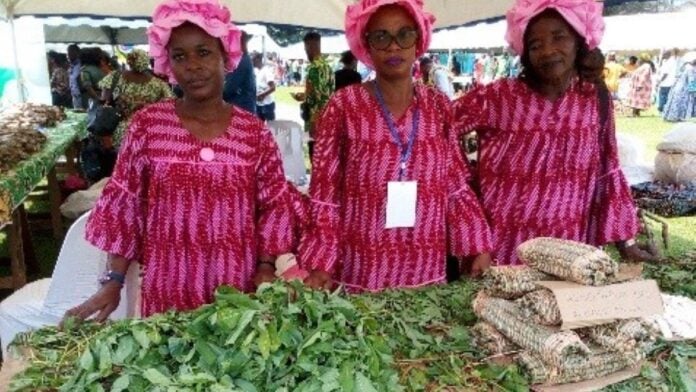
[0,112,87,227]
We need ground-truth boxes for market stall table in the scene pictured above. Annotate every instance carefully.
[0,112,86,290]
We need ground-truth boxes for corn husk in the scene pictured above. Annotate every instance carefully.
[516,289,562,326]
[518,349,642,385]
[579,319,657,358]
[473,293,591,368]
[517,238,618,285]
[481,266,554,299]
[471,322,519,355]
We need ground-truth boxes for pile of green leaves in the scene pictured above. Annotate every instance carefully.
[644,251,696,299]
[9,281,527,392]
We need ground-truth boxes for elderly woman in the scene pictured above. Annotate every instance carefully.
[99,49,173,148]
[65,0,295,321]
[299,0,493,291]
[452,0,655,266]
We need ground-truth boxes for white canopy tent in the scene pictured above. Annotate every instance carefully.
[1,0,517,31]
[428,10,696,51]
[41,18,281,52]
[280,34,350,59]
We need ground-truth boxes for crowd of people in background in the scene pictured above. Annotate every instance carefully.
[44,33,696,188]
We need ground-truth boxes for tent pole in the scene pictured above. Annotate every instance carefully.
[8,7,26,102]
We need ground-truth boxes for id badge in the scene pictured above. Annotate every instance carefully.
[386,181,418,229]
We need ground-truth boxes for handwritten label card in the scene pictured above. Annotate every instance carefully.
[537,280,664,330]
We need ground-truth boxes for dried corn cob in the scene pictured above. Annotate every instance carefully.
[473,293,590,368]
[518,349,642,385]
[481,266,554,299]
[580,319,657,357]
[471,322,519,355]
[517,238,618,285]
[516,289,562,326]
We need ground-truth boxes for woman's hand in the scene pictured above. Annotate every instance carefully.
[303,270,332,290]
[469,253,493,278]
[253,263,277,288]
[62,282,122,326]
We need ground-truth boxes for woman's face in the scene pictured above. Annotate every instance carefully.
[525,13,578,84]
[168,23,226,101]
[365,5,419,81]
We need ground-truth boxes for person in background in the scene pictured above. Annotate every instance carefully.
[99,49,173,148]
[64,0,296,322]
[47,51,72,108]
[334,50,362,91]
[624,55,638,73]
[495,52,511,80]
[299,0,493,291]
[67,44,85,110]
[223,31,256,114]
[657,49,680,113]
[603,52,624,97]
[626,53,655,117]
[453,0,655,266]
[292,32,335,159]
[663,55,696,122]
[80,48,106,122]
[420,56,454,99]
[253,53,276,122]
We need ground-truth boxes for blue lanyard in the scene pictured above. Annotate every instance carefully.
[373,81,420,181]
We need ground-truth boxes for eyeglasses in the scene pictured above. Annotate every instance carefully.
[365,28,419,51]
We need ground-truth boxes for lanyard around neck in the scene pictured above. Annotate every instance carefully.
[373,81,420,180]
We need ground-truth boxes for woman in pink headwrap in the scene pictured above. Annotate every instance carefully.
[452,0,656,266]
[64,0,296,320]
[299,0,493,292]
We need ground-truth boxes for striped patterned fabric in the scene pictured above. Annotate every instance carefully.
[453,77,640,266]
[299,84,493,292]
[86,100,295,316]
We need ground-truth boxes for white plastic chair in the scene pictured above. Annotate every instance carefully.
[0,211,139,356]
[267,120,308,186]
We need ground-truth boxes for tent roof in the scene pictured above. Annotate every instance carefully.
[0,0,519,30]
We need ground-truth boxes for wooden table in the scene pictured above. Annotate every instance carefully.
[0,112,86,291]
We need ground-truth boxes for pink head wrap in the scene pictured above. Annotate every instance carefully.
[345,0,435,69]
[148,0,242,84]
[505,0,605,56]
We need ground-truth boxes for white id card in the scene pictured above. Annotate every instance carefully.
[386,181,418,229]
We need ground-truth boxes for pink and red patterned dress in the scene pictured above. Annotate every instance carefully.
[299,84,493,292]
[626,63,653,110]
[453,78,639,266]
[86,100,295,316]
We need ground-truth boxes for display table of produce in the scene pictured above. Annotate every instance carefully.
[3,269,696,391]
[0,111,86,229]
[0,109,86,290]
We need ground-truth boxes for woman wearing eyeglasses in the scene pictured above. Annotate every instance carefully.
[298,0,494,292]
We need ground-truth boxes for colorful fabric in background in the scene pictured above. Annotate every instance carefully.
[98,73,173,146]
[127,49,151,73]
[663,64,696,122]
[0,113,87,227]
[0,67,16,100]
[631,181,696,217]
[304,56,334,135]
[626,63,653,110]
